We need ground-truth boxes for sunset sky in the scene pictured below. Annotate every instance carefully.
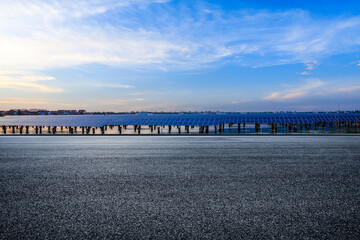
[0,0,360,112]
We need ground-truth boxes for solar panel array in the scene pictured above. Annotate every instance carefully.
[0,115,107,127]
[107,114,221,126]
[0,113,358,127]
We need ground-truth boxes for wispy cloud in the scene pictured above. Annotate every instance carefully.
[333,85,360,93]
[299,60,319,75]
[91,83,134,88]
[0,0,181,72]
[0,98,48,105]
[263,79,324,100]
[0,97,86,109]
[1,1,360,74]
[263,92,281,100]
[0,73,62,92]
[128,91,166,96]
[263,78,360,101]
[300,71,311,75]
[304,60,319,70]
[231,100,251,104]
[100,98,146,105]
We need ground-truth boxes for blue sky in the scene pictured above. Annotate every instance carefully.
[0,0,359,112]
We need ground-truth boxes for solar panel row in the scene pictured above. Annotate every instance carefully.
[0,113,358,127]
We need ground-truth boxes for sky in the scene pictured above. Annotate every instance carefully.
[0,0,360,112]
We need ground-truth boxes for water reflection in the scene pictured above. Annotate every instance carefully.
[0,123,358,135]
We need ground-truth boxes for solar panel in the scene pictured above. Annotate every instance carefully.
[0,113,358,127]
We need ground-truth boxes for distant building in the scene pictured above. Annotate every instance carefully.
[57,110,68,115]
[0,109,87,116]
[6,109,17,115]
[29,109,40,114]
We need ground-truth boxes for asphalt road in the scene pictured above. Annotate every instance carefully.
[1,136,359,239]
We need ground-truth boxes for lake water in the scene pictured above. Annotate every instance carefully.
[1,136,359,239]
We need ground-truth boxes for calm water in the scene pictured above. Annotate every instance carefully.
[1,124,359,135]
[1,136,360,239]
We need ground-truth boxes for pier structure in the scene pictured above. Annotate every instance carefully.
[0,113,358,135]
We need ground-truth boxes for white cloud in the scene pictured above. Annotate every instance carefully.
[0,0,182,72]
[0,0,360,75]
[0,0,173,92]
[304,60,319,70]
[298,60,319,75]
